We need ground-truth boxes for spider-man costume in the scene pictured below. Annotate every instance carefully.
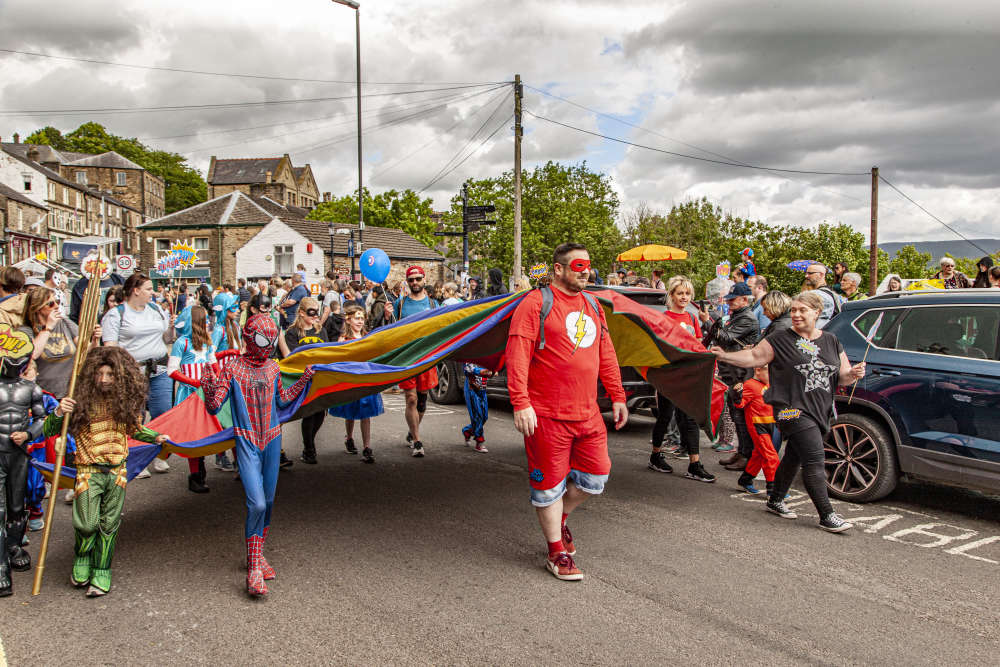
[200,314,314,597]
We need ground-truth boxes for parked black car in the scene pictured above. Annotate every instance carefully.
[429,286,669,415]
[824,289,1000,502]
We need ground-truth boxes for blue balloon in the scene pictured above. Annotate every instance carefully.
[360,248,391,283]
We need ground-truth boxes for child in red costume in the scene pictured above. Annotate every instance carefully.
[734,365,779,495]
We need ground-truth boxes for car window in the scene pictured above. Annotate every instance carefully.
[850,308,905,349]
[894,306,999,360]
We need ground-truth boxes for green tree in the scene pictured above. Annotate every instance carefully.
[307,187,438,248]
[24,122,206,214]
[887,245,932,279]
[440,162,623,279]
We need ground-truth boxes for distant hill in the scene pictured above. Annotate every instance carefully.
[874,239,1000,265]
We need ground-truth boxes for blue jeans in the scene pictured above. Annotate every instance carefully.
[147,371,173,420]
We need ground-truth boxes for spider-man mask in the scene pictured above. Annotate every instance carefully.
[243,313,278,365]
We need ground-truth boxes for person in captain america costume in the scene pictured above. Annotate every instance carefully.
[200,313,315,597]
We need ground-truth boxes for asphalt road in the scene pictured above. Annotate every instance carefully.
[3,394,999,665]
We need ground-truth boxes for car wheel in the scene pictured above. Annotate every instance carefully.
[429,360,463,404]
[824,413,899,502]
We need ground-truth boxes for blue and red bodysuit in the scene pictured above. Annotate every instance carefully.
[200,314,313,597]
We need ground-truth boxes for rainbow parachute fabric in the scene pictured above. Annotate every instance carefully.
[36,289,726,488]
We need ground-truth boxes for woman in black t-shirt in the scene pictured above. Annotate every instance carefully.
[711,291,865,533]
[278,298,328,464]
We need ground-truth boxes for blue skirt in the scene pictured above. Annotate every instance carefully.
[328,391,384,420]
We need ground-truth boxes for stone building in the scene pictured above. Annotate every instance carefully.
[206,155,320,209]
[0,183,49,264]
[59,151,165,220]
[141,191,444,287]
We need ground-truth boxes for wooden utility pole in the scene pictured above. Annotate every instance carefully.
[869,166,879,296]
[512,75,523,285]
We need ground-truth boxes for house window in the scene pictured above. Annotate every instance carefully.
[76,171,87,184]
[48,183,56,200]
[274,244,294,275]
[76,192,83,209]
[63,189,69,206]
[22,173,32,191]
[116,172,127,186]
[155,239,171,253]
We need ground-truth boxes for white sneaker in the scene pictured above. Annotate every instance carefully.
[136,468,152,479]
[151,457,170,473]
[63,488,75,504]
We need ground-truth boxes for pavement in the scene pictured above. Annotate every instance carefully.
[2,393,999,665]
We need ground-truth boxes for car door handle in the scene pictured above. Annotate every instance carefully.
[872,369,901,377]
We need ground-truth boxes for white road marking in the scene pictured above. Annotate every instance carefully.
[0,631,7,667]
[730,490,1000,565]
[380,394,455,415]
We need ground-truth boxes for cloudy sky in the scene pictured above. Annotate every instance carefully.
[2,0,998,246]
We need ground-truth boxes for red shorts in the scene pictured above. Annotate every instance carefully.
[524,412,610,491]
[399,366,439,392]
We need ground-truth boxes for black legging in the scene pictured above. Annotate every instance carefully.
[770,419,833,516]
[300,412,326,457]
[652,393,700,456]
[729,392,755,459]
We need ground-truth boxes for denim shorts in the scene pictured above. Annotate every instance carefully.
[530,469,609,507]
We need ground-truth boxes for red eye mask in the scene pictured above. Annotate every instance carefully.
[567,258,591,273]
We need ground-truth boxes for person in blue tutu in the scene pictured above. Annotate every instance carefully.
[328,303,383,464]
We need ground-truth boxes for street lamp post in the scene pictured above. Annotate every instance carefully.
[334,227,354,279]
[331,0,363,259]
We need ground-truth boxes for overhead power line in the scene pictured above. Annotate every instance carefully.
[878,175,993,257]
[180,85,509,155]
[420,114,512,193]
[142,84,507,143]
[0,83,501,117]
[0,47,508,86]
[371,87,513,181]
[527,84,876,207]
[420,90,512,192]
[526,109,869,177]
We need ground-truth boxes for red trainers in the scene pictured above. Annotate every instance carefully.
[561,523,576,556]
[546,551,583,581]
[246,535,268,597]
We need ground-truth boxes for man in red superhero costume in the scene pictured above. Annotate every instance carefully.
[200,313,314,597]
[505,242,627,581]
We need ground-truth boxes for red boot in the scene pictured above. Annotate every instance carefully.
[246,535,268,597]
[260,527,275,581]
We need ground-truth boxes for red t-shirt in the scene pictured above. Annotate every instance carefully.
[505,288,625,420]
[663,309,700,339]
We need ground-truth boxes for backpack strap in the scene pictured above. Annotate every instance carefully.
[817,287,842,315]
[537,286,554,350]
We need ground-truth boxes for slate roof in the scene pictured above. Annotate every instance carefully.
[1,146,85,191]
[1,142,66,164]
[139,191,271,229]
[251,196,309,220]
[281,218,443,261]
[209,157,283,185]
[65,150,145,170]
[0,183,48,210]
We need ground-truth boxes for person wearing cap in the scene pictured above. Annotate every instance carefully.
[702,282,760,472]
[393,266,440,457]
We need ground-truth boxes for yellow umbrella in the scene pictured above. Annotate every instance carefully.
[616,244,688,262]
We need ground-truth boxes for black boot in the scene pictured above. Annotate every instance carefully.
[7,516,30,571]
[188,473,209,494]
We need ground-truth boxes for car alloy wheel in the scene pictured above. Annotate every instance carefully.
[823,413,898,502]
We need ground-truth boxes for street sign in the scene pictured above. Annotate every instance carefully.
[309,283,321,296]
[465,205,496,216]
[465,222,480,233]
[115,254,135,271]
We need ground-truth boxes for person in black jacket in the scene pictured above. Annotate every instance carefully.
[70,272,124,324]
[702,282,760,470]
[486,268,506,297]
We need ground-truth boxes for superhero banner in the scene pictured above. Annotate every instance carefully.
[35,288,725,488]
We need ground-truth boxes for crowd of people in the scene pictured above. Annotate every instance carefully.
[0,258,516,597]
[2,247,994,595]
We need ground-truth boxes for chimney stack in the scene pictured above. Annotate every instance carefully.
[265,171,272,184]
[323,192,331,203]
[26,147,40,162]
